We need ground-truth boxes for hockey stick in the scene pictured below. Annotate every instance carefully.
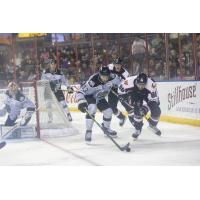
[1,106,40,140]
[0,141,6,149]
[111,89,149,120]
[111,89,161,136]
[85,110,131,152]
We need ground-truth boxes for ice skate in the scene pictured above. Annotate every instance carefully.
[67,113,73,122]
[85,130,92,143]
[148,124,161,136]
[132,129,141,140]
[102,123,117,138]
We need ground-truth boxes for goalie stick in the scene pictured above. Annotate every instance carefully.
[1,107,40,140]
[0,141,6,149]
[85,110,131,152]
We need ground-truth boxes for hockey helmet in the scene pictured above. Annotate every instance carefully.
[113,57,122,65]
[7,81,18,95]
[99,66,110,82]
[135,73,147,90]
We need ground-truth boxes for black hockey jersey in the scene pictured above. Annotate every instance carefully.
[118,75,159,104]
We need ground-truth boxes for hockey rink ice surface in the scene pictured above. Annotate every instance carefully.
[0,112,200,166]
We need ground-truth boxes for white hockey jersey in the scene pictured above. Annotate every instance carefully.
[41,68,69,92]
[76,73,119,103]
[108,63,129,88]
[118,75,159,103]
[2,90,35,120]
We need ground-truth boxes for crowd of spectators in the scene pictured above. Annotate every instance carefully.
[0,33,199,88]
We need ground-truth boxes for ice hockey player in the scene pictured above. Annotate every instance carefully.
[118,73,161,140]
[108,57,129,126]
[0,81,36,127]
[76,66,118,143]
[41,59,73,122]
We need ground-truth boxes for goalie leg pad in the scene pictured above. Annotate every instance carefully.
[5,115,17,126]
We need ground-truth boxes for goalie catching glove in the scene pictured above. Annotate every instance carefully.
[78,99,88,113]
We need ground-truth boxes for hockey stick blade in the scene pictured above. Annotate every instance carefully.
[0,141,6,149]
[121,142,131,152]
[85,110,131,152]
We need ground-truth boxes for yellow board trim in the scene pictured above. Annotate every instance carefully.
[69,107,200,127]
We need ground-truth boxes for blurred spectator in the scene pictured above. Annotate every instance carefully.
[131,36,146,72]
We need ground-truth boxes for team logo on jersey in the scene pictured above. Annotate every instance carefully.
[124,80,128,85]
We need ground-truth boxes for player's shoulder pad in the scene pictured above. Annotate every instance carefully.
[146,77,157,91]
[109,73,117,80]
[56,69,63,75]
[121,67,129,79]
[121,76,136,89]
[88,73,100,87]
[108,63,114,70]
[43,68,50,74]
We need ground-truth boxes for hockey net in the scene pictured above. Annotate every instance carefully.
[17,80,79,138]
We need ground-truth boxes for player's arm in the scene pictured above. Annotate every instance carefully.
[76,80,96,113]
[118,80,132,111]
[146,78,160,104]
[60,72,74,93]
[41,70,48,80]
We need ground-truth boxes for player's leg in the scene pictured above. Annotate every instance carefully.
[97,99,117,137]
[4,114,17,126]
[85,97,97,142]
[147,101,161,135]
[108,89,126,126]
[56,90,73,122]
[46,100,53,123]
[131,102,144,140]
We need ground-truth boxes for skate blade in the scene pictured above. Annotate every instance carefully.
[148,127,161,136]
[104,134,118,138]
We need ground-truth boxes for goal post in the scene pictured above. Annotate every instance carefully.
[19,80,79,138]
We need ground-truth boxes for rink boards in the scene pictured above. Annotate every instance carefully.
[66,81,200,127]
[0,81,200,127]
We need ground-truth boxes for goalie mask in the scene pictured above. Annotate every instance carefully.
[135,73,147,90]
[7,81,19,96]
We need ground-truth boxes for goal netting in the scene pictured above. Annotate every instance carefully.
[2,80,79,139]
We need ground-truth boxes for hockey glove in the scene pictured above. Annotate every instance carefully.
[78,100,88,113]
[67,86,74,94]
